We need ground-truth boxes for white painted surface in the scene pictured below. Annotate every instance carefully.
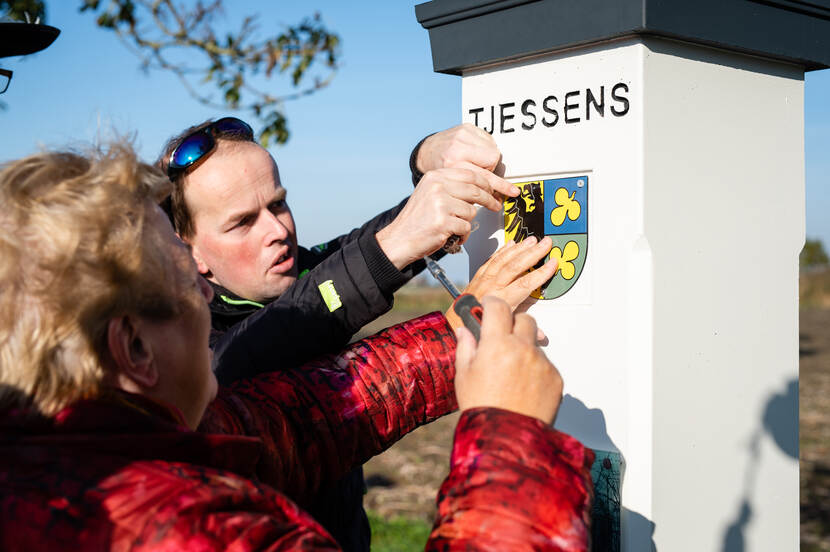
[462,37,801,551]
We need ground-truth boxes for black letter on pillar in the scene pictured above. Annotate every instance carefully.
[586,86,605,120]
[611,83,630,117]
[500,102,516,133]
[469,107,484,128]
[542,96,559,127]
[521,99,537,130]
[564,91,580,123]
[483,105,495,134]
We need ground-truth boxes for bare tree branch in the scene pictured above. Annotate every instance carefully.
[2,0,341,145]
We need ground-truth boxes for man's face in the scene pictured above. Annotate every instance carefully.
[183,141,299,303]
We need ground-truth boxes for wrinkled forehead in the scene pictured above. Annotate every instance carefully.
[185,140,282,196]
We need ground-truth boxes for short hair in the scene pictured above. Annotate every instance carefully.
[157,119,253,238]
[0,142,176,416]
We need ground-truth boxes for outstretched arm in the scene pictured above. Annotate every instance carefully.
[429,298,594,551]
[204,299,593,551]
[201,312,458,508]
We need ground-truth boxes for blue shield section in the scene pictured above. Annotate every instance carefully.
[544,176,588,236]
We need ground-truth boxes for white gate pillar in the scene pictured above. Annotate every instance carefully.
[417,2,830,550]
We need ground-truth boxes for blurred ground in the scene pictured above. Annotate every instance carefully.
[800,268,830,551]
[801,308,830,551]
[358,271,830,547]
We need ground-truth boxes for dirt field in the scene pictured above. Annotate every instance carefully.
[361,279,830,544]
[800,307,830,550]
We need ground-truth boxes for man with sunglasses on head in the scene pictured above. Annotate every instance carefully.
[159,119,514,357]
[157,118,526,551]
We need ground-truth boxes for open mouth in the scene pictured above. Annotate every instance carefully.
[269,247,295,274]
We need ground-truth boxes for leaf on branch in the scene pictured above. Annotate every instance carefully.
[260,109,288,149]
[79,0,100,12]
[224,85,239,107]
[76,0,341,146]
[96,12,115,28]
[1,0,46,21]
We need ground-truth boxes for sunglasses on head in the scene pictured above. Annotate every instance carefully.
[166,117,254,178]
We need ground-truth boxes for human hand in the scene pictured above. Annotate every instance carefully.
[445,237,557,340]
[454,296,563,425]
[466,236,557,309]
[415,123,518,200]
[417,123,500,173]
[377,167,516,269]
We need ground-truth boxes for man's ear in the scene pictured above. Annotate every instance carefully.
[107,315,159,390]
[187,241,212,277]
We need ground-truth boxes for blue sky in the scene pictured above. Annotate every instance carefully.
[2,2,829,282]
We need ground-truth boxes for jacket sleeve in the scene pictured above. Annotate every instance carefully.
[427,408,595,551]
[212,199,436,384]
[201,312,458,508]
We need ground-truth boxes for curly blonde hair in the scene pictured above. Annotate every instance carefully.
[0,142,175,416]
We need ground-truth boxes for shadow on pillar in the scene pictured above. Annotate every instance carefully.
[622,508,657,552]
[558,395,657,551]
[719,379,797,552]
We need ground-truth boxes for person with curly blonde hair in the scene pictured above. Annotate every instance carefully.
[0,144,217,424]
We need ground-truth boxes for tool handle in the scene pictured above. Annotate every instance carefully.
[441,220,479,254]
[452,293,483,342]
[441,234,463,254]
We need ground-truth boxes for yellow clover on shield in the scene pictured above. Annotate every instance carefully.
[551,187,581,226]
[550,241,580,280]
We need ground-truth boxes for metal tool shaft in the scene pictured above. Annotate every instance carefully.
[425,257,461,298]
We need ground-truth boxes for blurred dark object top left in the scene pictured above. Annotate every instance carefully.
[0,22,59,58]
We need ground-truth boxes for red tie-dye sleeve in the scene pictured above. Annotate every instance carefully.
[200,312,458,508]
[427,407,595,552]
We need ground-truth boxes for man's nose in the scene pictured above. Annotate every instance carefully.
[262,210,289,242]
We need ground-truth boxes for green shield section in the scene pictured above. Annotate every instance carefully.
[542,233,588,299]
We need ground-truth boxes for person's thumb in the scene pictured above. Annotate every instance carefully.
[454,325,477,374]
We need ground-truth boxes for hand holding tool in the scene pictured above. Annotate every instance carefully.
[425,257,483,341]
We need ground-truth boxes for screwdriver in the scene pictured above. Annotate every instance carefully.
[425,257,483,341]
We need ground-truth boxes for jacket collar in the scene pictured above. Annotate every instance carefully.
[208,281,267,318]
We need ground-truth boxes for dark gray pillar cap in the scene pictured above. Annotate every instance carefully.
[416,0,830,73]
